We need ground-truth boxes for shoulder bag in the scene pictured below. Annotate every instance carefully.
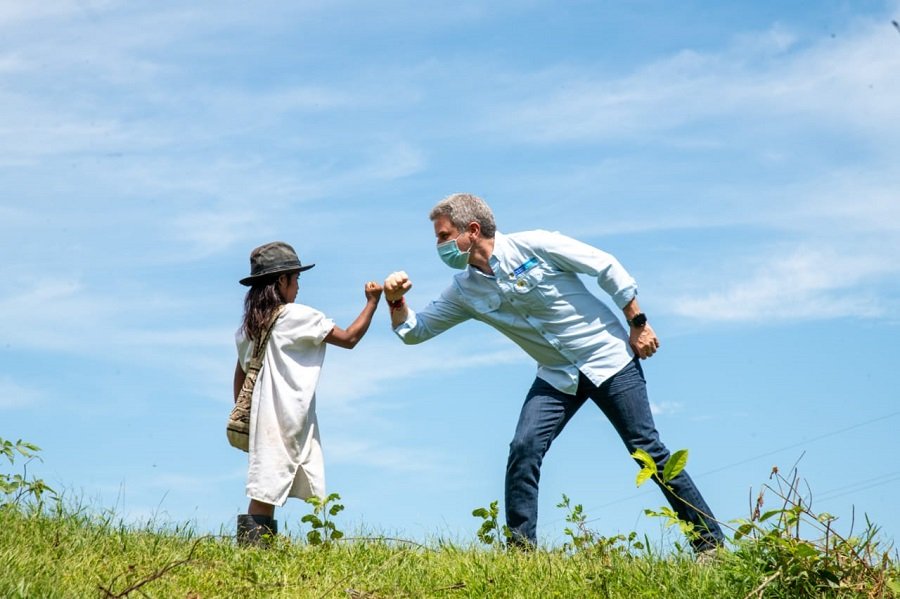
[226,305,285,452]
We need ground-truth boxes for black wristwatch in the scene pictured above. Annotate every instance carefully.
[628,313,647,328]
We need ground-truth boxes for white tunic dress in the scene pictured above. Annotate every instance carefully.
[235,303,335,506]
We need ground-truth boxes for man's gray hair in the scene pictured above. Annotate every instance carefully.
[429,193,496,238]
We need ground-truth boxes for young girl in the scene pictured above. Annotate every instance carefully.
[233,241,382,545]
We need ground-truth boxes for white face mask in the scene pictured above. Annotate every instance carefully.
[436,233,471,269]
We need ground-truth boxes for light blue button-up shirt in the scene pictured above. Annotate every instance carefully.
[394,230,639,395]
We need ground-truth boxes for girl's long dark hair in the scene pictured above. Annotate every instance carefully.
[242,277,284,341]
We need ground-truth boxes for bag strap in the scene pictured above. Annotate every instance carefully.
[250,304,285,363]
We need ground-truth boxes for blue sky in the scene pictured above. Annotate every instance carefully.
[2,0,900,549]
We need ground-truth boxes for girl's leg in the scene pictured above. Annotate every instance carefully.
[248,498,275,518]
[239,499,278,546]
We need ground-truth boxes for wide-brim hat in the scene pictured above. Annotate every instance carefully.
[239,241,315,286]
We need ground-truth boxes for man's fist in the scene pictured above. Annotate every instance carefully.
[384,271,412,301]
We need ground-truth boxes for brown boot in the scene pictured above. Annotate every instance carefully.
[236,514,278,547]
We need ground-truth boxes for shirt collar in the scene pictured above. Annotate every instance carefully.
[487,231,508,272]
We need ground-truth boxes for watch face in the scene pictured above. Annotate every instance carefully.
[631,313,647,327]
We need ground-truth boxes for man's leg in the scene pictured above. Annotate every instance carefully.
[589,360,725,551]
[505,377,586,547]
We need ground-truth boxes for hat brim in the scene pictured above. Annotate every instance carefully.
[239,263,315,286]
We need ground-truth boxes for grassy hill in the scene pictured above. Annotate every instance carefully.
[2,502,898,598]
[2,438,898,598]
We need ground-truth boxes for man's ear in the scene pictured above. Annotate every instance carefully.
[467,221,481,237]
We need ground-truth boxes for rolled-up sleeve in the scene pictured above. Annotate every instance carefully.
[533,230,638,309]
[394,287,471,345]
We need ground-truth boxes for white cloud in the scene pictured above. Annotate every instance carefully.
[0,376,43,410]
[145,467,246,494]
[205,86,362,120]
[317,337,524,413]
[172,209,272,258]
[489,17,900,144]
[0,279,129,352]
[792,175,900,235]
[0,205,37,227]
[0,280,92,352]
[326,438,445,473]
[127,327,235,349]
[650,401,683,417]
[669,246,893,322]
[0,52,28,73]
[731,22,799,55]
[351,140,427,182]
[0,0,119,26]
[0,99,145,165]
[0,277,233,363]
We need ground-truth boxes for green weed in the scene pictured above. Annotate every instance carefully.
[471,499,511,548]
[1,437,55,507]
[730,463,899,597]
[301,492,345,546]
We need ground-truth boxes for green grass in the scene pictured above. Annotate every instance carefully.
[1,502,897,599]
[3,439,898,597]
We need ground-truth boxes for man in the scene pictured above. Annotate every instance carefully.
[383,193,724,553]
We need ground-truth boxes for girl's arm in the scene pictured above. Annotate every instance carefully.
[233,359,246,402]
[324,281,383,349]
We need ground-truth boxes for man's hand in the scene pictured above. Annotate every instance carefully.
[384,271,412,301]
[629,323,660,360]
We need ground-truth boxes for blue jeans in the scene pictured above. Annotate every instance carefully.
[505,358,724,551]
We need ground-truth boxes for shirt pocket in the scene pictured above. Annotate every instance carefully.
[469,292,502,315]
[510,263,548,303]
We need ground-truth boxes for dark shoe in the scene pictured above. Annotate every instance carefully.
[695,546,725,566]
[237,514,278,547]
[506,532,536,552]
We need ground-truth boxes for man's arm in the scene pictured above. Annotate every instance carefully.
[528,230,638,309]
[383,270,470,343]
[622,297,659,360]
[529,231,659,359]
[384,271,412,329]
